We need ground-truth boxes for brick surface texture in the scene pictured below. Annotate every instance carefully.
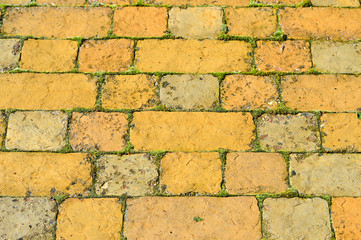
[0,1,360,239]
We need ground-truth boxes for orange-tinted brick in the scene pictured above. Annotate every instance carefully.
[37,0,86,5]
[254,0,302,4]
[222,75,279,110]
[130,112,254,151]
[69,112,128,151]
[136,39,252,73]
[255,40,311,72]
[78,39,134,72]
[0,152,92,196]
[20,40,78,72]
[279,8,361,40]
[89,0,129,4]
[0,73,97,110]
[2,7,112,38]
[0,0,30,4]
[226,8,277,38]
[332,198,361,239]
[283,75,361,112]
[113,7,167,37]
[146,0,248,5]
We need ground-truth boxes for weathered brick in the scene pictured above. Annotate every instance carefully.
[78,39,134,72]
[21,39,78,72]
[145,0,248,5]
[0,0,30,4]
[0,152,92,196]
[114,7,167,37]
[160,152,222,194]
[311,41,361,74]
[57,198,123,240]
[321,113,361,151]
[159,74,219,109]
[332,198,361,239]
[282,75,361,111]
[37,0,86,5]
[279,8,361,40]
[255,40,311,72]
[124,197,261,239]
[0,39,20,71]
[0,198,56,240]
[226,8,277,38]
[312,0,360,6]
[222,75,278,110]
[102,74,158,109]
[169,7,223,39]
[2,7,112,38]
[258,113,319,152]
[130,112,255,151]
[95,154,158,196]
[290,154,361,196]
[69,112,128,152]
[6,111,68,151]
[136,39,252,73]
[0,73,97,110]
[254,0,302,4]
[0,113,5,144]
[225,152,288,194]
[263,198,332,240]
[89,0,129,4]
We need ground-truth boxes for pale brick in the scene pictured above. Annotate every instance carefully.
[332,198,361,239]
[21,39,78,72]
[169,7,223,39]
[258,113,319,152]
[57,198,123,240]
[160,152,222,194]
[263,198,332,240]
[282,75,361,111]
[2,7,112,38]
[114,7,167,37]
[312,0,360,6]
[0,0,30,4]
[124,197,261,239]
[225,152,288,194]
[130,112,255,151]
[255,40,311,72]
[145,0,248,5]
[0,152,92,196]
[78,39,134,72]
[95,154,158,196]
[222,75,278,110]
[0,73,97,110]
[136,39,252,73]
[5,111,68,151]
[0,39,20,71]
[159,74,219,109]
[102,74,158,109]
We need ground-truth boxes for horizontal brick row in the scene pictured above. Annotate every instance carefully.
[1,196,360,239]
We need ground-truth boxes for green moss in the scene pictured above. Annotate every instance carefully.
[193,216,204,222]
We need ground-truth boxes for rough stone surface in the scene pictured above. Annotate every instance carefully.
[332,198,361,239]
[1,0,31,4]
[146,0,248,5]
[69,112,128,152]
[159,74,219,109]
[79,39,134,72]
[0,198,56,240]
[226,7,277,38]
[57,198,123,240]
[114,7,167,37]
[37,0,86,5]
[0,152,92,196]
[282,75,361,111]
[312,0,360,6]
[222,75,278,110]
[169,7,223,39]
[225,152,288,194]
[89,0,129,4]
[263,198,332,240]
[130,112,255,151]
[254,0,302,4]
[136,39,252,73]
[311,41,361,74]
[0,113,5,144]
[0,39,20,71]
[95,154,158,196]
[258,113,319,152]
[2,7,112,38]
[279,8,361,40]
[160,152,222,195]
[124,197,261,239]
[6,111,68,151]
[20,39,78,72]
[290,153,361,196]
[102,74,158,109]
[321,113,361,151]
[0,73,97,110]
[255,40,311,72]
